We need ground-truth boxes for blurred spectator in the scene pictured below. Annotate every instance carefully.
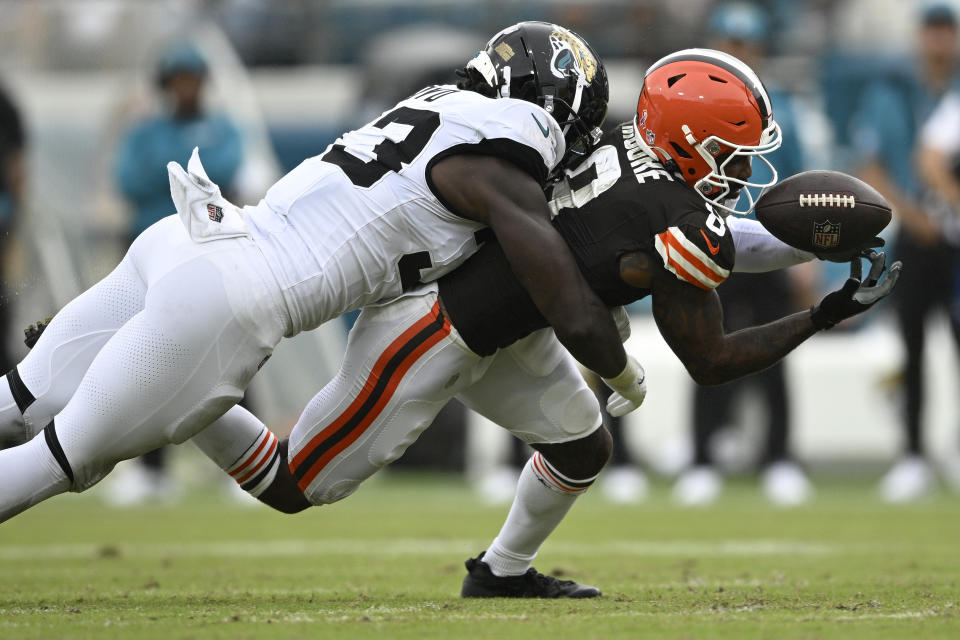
[671,1,816,507]
[0,79,25,394]
[109,41,244,505]
[848,2,960,503]
[115,42,243,238]
[909,44,960,496]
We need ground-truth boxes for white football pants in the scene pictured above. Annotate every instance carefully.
[9,215,288,491]
[287,286,602,506]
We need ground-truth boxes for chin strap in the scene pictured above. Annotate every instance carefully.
[682,124,721,197]
[499,65,511,98]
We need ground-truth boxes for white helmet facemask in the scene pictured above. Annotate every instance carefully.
[687,119,782,216]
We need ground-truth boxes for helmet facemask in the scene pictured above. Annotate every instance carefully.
[688,119,782,215]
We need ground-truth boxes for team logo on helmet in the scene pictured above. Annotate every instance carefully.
[549,28,597,83]
[494,41,515,61]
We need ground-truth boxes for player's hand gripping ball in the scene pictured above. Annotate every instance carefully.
[755,170,892,260]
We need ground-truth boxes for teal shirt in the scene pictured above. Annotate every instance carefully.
[114,112,242,236]
[848,71,947,199]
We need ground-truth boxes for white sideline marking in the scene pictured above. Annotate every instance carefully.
[834,610,945,621]
[0,539,833,560]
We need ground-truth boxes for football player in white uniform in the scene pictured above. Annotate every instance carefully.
[187,50,897,597]
[0,23,641,521]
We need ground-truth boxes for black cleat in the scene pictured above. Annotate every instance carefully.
[23,317,53,349]
[460,551,601,598]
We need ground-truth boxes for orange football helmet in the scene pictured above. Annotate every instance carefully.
[636,48,781,214]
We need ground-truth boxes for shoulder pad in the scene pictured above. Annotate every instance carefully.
[478,99,565,173]
[654,221,735,290]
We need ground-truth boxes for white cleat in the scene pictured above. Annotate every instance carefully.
[600,466,648,504]
[879,455,934,503]
[762,461,813,507]
[672,465,722,506]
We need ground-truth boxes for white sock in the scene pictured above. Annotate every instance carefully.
[483,452,597,577]
[191,405,280,497]
[0,433,71,522]
[0,374,27,444]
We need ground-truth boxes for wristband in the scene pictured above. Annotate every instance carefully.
[602,357,644,389]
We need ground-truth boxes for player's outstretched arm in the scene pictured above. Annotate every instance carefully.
[430,154,627,378]
[647,251,900,386]
[651,266,816,385]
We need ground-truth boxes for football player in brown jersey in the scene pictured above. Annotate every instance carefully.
[184,49,897,598]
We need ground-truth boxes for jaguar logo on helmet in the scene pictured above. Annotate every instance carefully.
[549,28,597,83]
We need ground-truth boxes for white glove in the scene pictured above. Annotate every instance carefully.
[168,147,247,242]
[601,355,647,417]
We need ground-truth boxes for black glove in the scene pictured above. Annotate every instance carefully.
[23,317,52,349]
[810,250,902,330]
[815,236,885,262]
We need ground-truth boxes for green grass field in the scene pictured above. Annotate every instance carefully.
[0,471,957,639]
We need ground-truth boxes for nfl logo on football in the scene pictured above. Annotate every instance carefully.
[812,220,840,249]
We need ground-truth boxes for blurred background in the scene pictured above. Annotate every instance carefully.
[0,0,958,508]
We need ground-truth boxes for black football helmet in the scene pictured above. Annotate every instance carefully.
[465,21,609,170]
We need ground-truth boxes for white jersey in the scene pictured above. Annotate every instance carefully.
[920,90,960,156]
[244,85,564,333]
[918,90,960,244]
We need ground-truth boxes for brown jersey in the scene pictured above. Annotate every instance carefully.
[438,120,736,356]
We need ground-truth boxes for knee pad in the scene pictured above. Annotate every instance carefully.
[537,425,612,480]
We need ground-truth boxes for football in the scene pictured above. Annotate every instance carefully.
[754,170,892,255]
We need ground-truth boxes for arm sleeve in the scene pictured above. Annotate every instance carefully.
[729,217,815,272]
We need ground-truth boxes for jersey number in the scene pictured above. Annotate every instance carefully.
[395,229,494,292]
[546,146,621,215]
[322,107,441,188]
[705,210,726,236]
[398,251,432,292]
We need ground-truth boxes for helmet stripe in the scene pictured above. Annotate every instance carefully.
[646,48,772,120]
